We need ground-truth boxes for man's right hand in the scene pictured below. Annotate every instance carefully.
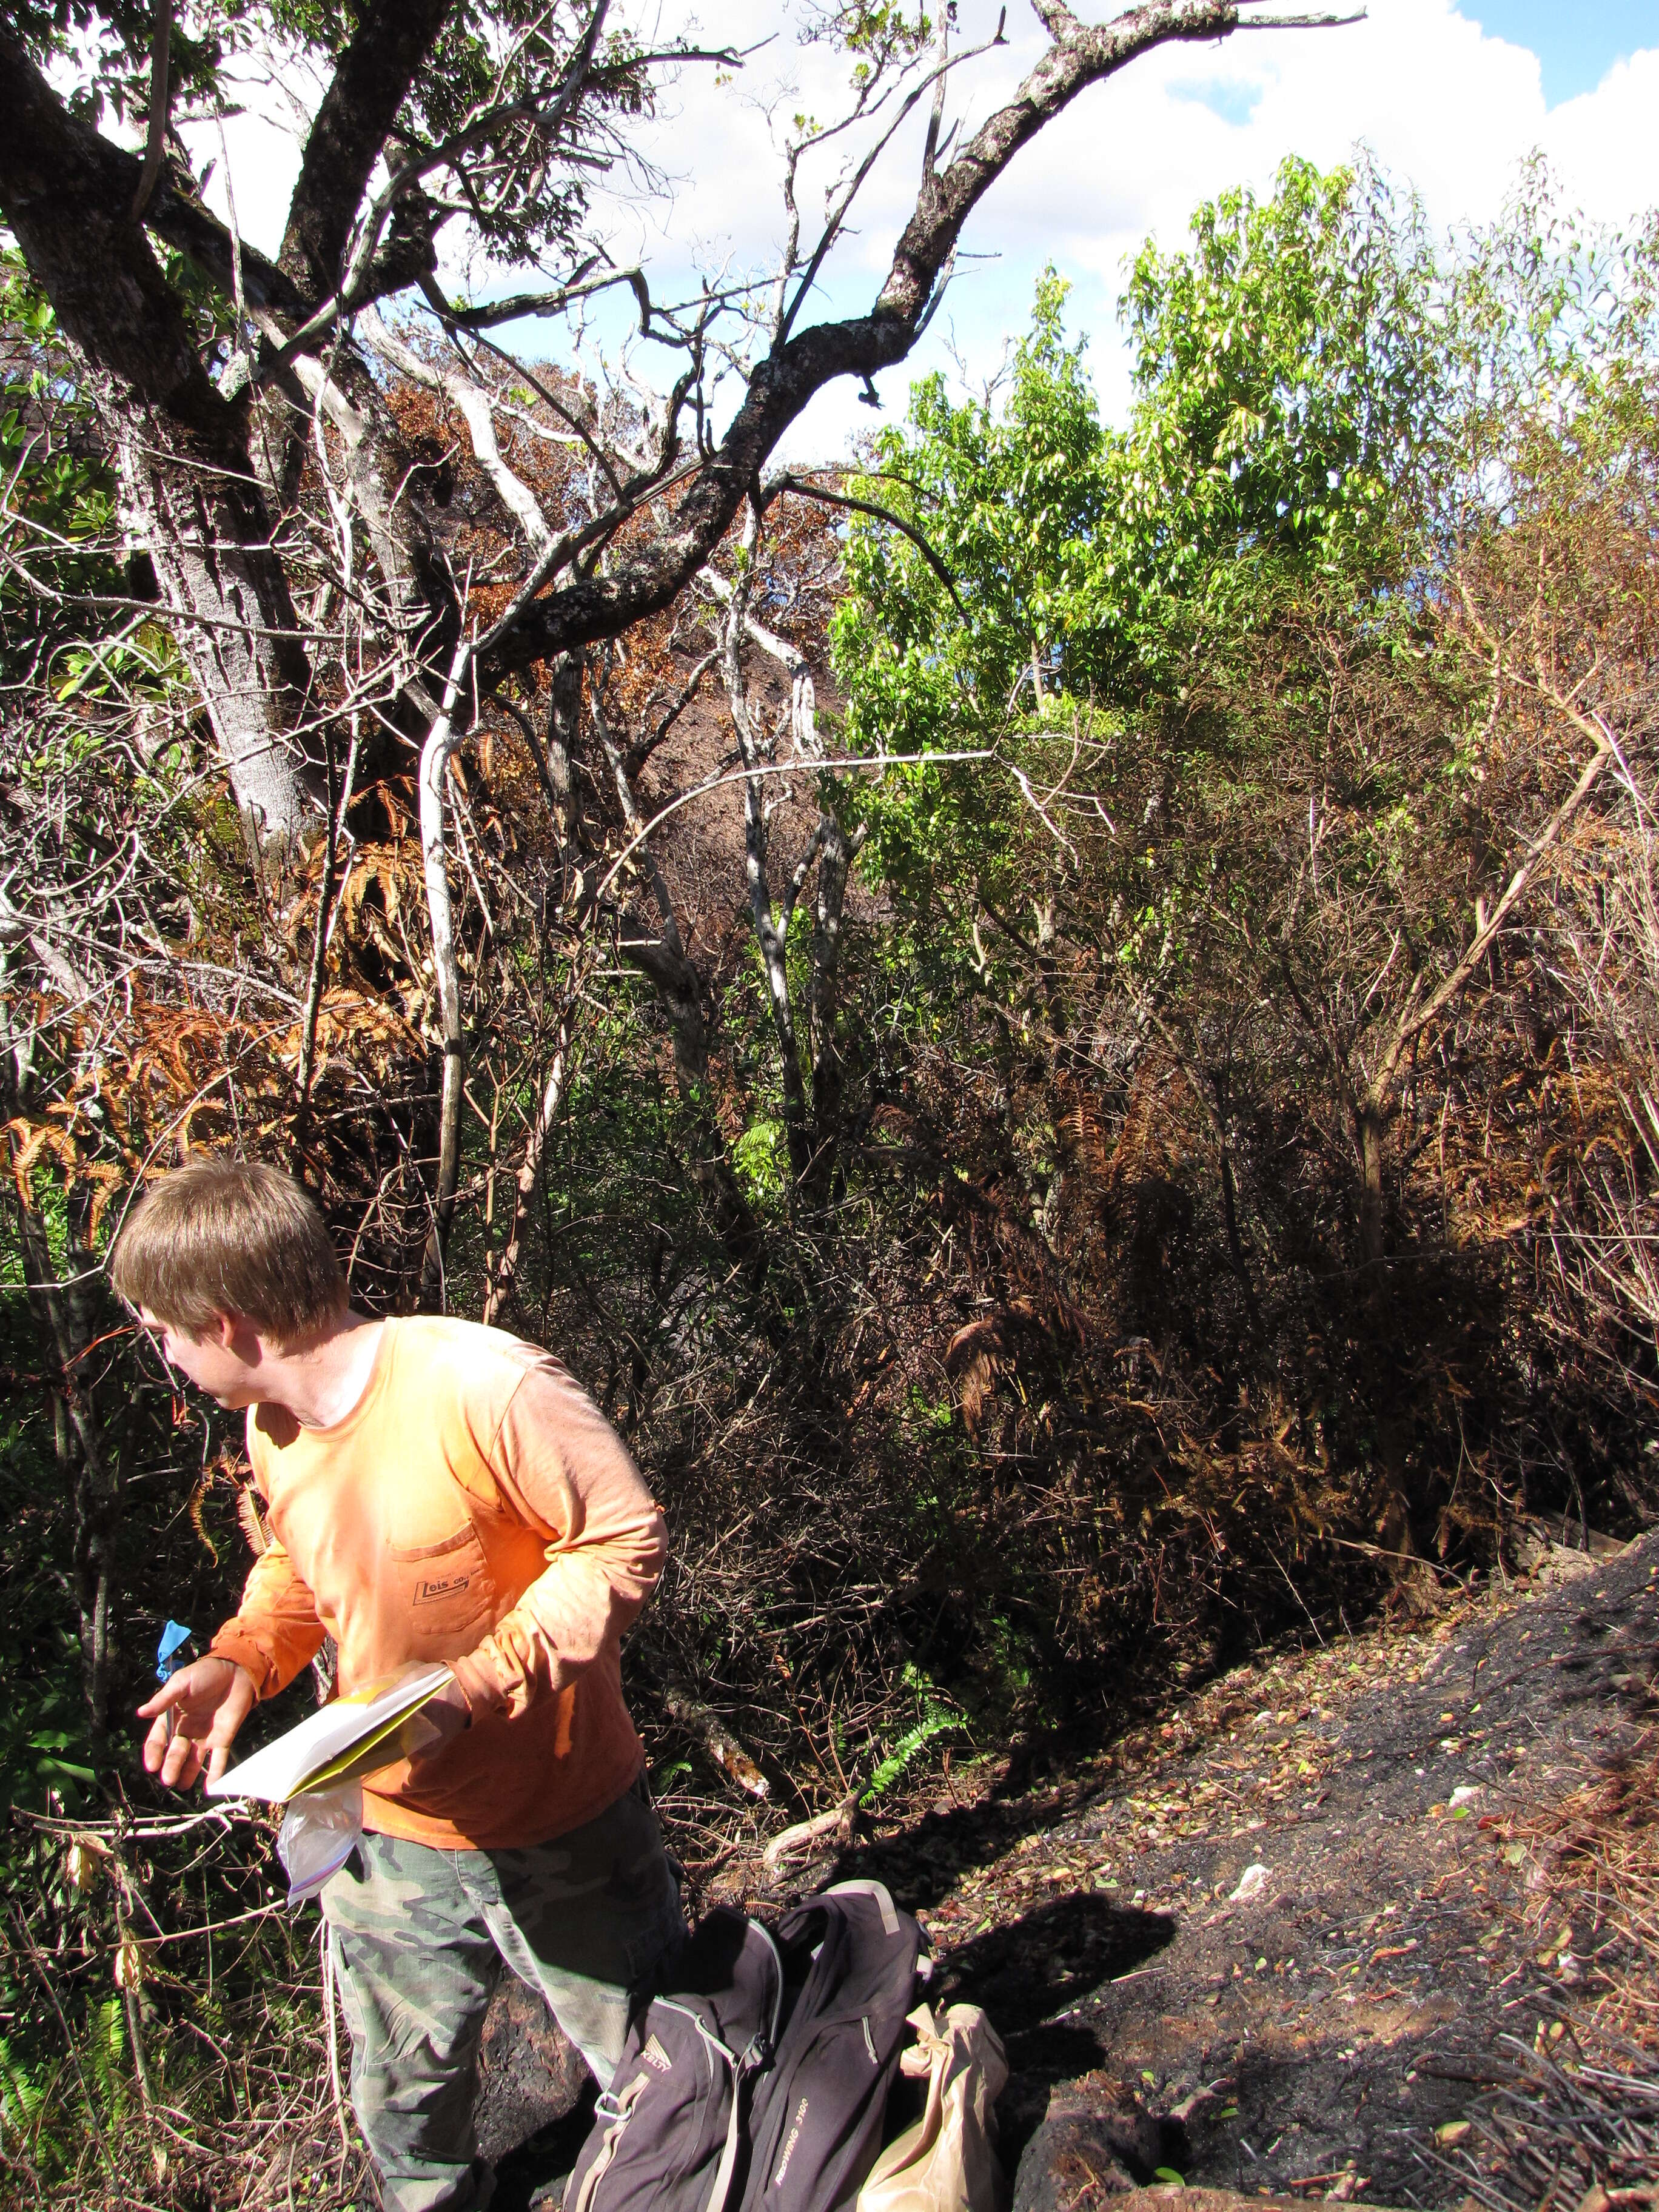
[136,1656,257,1789]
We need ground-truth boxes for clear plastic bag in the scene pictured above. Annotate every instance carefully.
[276,1780,364,1903]
[857,2003,1009,2212]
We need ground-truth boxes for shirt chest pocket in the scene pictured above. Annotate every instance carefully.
[387,1522,496,1652]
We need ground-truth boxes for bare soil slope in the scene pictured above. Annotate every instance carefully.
[804,1528,1658,2208]
[489,1529,1657,2211]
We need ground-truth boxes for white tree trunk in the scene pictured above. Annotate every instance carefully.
[417,635,472,1306]
[116,413,320,855]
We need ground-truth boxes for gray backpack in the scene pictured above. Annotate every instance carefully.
[566,1880,926,2212]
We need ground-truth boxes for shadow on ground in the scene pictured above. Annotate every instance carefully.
[935,1894,1177,2029]
[806,1786,1109,1914]
[489,2079,597,2212]
[939,1894,1180,2167]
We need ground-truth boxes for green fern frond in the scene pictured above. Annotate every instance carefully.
[87,1996,127,2124]
[862,1705,959,1804]
[0,2032,44,2124]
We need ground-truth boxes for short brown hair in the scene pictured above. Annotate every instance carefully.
[110,1155,346,1344]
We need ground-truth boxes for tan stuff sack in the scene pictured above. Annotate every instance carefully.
[857,2003,1010,2212]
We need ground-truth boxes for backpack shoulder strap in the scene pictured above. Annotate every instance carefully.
[816,1879,902,1938]
[568,2071,652,2212]
[655,2000,748,2212]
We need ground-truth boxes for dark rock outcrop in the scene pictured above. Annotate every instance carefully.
[474,1974,589,2169]
[1013,2076,1186,2211]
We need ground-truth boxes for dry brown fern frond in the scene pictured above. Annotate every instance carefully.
[236,1483,271,1558]
[186,1473,219,1567]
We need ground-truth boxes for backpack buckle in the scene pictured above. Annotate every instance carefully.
[594,2079,643,2123]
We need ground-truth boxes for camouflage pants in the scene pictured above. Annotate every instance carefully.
[321,1776,683,2212]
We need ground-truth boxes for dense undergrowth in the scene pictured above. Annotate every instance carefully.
[2,155,1657,2202]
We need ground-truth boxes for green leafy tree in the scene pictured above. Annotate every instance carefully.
[1111,156,1443,644]
[832,272,1111,929]
[836,159,1449,756]
[836,159,1659,1578]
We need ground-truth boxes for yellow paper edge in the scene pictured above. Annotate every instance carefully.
[295,1681,449,1795]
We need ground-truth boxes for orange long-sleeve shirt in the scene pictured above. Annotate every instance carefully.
[208,1317,666,1850]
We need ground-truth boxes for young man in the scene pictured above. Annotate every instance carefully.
[114,1154,683,2212]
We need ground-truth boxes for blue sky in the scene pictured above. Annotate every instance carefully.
[1466,2,1658,102]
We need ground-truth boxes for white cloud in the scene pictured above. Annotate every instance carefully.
[179,1,1659,463]
[1541,45,1659,229]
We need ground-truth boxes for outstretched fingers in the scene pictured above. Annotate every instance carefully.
[135,1671,189,1722]
[135,1658,254,1789]
[144,1706,204,1788]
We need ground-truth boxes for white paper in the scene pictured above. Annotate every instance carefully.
[206,1661,454,1803]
